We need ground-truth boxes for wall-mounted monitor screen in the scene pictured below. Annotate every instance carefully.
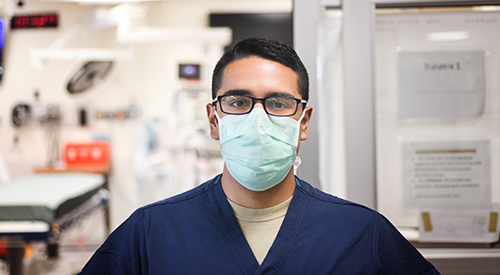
[179,64,201,80]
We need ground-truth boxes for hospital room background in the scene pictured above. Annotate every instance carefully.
[1,0,500,274]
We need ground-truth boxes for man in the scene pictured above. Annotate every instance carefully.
[80,38,439,274]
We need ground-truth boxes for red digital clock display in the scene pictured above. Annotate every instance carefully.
[11,13,58,30]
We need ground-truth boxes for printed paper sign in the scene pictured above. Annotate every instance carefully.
[402,140,490,208]
[399,51,485,119]
[419,204,499,243]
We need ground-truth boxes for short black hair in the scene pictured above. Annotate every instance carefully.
[211,38,309,101]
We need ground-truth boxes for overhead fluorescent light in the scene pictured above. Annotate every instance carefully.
[427,31,470,41]
[472,5,500,12]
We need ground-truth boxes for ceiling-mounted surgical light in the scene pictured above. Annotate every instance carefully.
[427,31,470,41]
[472,5,500,12]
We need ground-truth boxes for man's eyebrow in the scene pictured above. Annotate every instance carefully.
[221,89,252,96]
[266,92,299,99]
[220,90,301,99]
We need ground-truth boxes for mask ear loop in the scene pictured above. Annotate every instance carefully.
[298,109,306,124]
[296,109,307,140]
[213,101,222,126]
[214,108,221,123]
[294,109,307,171]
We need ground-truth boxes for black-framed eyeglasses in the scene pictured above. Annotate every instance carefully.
[213,95,307,117]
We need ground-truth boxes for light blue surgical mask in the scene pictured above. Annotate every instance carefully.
[216,108,305,191]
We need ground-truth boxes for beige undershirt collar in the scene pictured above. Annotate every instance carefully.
[228,196,292,264]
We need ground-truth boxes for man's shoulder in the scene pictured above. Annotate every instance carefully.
[295,177,391,236]
[295,177,376,215]
[140,175,220,212]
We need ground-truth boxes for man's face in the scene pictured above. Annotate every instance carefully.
[207,56,312,143]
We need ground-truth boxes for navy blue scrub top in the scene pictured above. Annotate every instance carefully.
[80,175,439,275]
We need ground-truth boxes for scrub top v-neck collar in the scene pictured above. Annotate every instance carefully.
[209,176,308,275]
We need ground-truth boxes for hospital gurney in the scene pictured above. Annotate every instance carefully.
[0,173,109,275]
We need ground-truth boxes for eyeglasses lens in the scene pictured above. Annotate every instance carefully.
[265,97,297,116]
[220,95,298,116]
[220,96,253,114]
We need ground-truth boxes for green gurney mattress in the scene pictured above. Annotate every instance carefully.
[0,173,106,225]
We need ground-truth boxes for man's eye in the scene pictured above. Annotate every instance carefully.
[224,96,251,109]
[272,102,286,109]
[267,98,293,110]
[229,100,246,107]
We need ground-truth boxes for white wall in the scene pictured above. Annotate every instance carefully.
[0,0,292,228]
[1,3,92,175]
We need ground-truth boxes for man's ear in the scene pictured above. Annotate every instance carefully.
[206,103,219,140]
[299,106,313,141]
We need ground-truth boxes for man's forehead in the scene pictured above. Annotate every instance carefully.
[217,57,301,98]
